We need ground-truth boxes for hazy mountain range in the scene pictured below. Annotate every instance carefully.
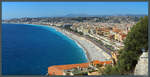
[63,13,147,17]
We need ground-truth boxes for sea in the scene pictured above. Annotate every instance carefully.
[2,23,88,75]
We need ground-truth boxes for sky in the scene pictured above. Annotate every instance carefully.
[2,2,148,19]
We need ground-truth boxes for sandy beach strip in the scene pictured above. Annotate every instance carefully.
[50,26,111,62]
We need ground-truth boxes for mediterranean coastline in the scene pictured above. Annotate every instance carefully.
[27,23,112,62]
[6,23,112,62]
[49,26,111,62]
[24,23,90,61]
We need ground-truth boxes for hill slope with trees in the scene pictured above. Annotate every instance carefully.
[102,16,148,75]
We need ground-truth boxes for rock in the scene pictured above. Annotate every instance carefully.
[134,52,148,76]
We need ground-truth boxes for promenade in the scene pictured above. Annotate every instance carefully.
[51,26,111,61]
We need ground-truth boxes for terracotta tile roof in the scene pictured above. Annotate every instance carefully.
[48,60,112,70]
[119,33,127,39]
[113,28,121,33]
[49,62,90,70]
[48,60,112,75]
[92,60,112,65]
[96,27,110,32]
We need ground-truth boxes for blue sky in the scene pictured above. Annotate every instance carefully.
[2,2,148,19]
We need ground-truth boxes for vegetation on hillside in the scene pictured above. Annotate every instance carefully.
[102,16,148,75]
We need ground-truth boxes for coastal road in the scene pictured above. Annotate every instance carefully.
[67,30,112,56]
[84,36,112,56]
[51,26,112,61]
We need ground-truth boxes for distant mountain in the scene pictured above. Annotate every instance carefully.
[110,14,147,16]
[64,13,90,17]
[64,14,147,17]
[123,14,147,16]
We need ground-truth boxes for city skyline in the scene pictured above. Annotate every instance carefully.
[2,2,148,19]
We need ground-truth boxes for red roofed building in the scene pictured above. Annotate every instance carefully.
[48,60,112,76]
[112,27,127,42]
[112,27,121,33]
[96,27,111,36]
[120,33,127,41]
[114,32,127,42]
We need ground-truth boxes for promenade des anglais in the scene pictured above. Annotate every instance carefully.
[2,2,148,76]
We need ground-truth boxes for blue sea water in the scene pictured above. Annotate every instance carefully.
[2,23,88,75]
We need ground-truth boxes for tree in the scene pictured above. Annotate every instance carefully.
[118,16,148,74]
[102,16,148,75]
[102,65,120,75]
[124,16,148,54]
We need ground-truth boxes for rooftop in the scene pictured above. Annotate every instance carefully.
[48,60,112,71]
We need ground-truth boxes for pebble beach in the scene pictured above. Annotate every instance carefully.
[51,26,111,62]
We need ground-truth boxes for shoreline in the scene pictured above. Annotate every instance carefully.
[49,26,111,62]
[50,26,91,62]
[25,23,91,61]
[6,23,111,62]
